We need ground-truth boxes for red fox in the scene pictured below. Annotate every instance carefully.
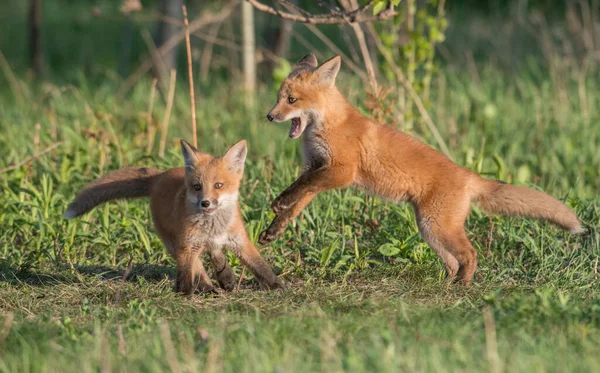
[260,53,583,285]
[64,140,283,294]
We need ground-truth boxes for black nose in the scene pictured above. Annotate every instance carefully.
[266,113,274,121]
[201,200,210,208]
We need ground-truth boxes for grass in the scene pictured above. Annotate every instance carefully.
[1,1,600,372]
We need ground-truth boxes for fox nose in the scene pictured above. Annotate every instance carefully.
[266,113,274,122]
[201,200,210,208]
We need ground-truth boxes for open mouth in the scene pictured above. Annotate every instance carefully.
[289,117,303,139]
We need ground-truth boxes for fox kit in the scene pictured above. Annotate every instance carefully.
[261,53,582,285]
[64,140,283,294]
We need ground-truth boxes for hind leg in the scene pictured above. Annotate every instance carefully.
[417,219,461,280]
[416,196,478,285]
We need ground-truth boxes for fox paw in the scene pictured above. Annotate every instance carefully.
[195,285,221,295]
[271,195,294,214]
[216,267,236,291]
[258,276,285,291]
[258,229,278,245]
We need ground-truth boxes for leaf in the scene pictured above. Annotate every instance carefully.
[378,243,401,257]
[372,1,387,15]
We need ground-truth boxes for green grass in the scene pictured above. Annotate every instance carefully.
[1,2,600,371]
[0,67,598,371]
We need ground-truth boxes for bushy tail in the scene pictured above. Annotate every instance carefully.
[471,177,583,234]
[63,167,163,219]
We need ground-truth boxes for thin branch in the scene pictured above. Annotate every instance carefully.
[0,142,64,175]
[182,4,198,148]
[246,0,396,24]
[368,27,453,160]
[341,0,378,90]
[158,70,177,158]
[118,1,238,97]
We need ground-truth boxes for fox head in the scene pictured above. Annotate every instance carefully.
[180,139,247,216]
[267,53,341,139]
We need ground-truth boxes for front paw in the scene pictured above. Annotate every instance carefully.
[258,276,285,291]
[258,229,277,245]
[271,194,294,214]
[216,266,236,291]
[259,223,285,245]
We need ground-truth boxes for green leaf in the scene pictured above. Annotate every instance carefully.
[378,243,401,257]
[373,1,387,15]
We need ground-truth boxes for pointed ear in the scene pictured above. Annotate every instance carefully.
[315,56,341,87]
[180,139,199,170]
[223,140,248,173]
[295,53,318,69]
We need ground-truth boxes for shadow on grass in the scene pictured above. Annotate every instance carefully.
[0,262,175,286]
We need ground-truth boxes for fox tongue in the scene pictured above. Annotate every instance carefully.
[289,118,301,138]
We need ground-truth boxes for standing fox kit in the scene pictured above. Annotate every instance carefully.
[64,140,283,294]
[261,53,582,285]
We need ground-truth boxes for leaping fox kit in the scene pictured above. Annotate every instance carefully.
[261,53,582,285]
[64,140,283,294]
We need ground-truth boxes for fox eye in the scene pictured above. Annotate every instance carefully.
[214,182,223,189]
[288,97,297,104]
[193,183,202,191]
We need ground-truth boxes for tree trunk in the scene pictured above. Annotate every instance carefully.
[155,0,183,85]
[29,0,43,77]
[242,1,256,105]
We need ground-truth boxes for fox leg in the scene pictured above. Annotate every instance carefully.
[208,248,236,291]
[259,192,316,244]
[271,166,353,213]
[415,197,478,285]
[229,235,283,290]
[175,246,214,294]
[261,166,354,244]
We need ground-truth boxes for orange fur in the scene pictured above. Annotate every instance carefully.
[261,53,582,285]
[65,140,283,294]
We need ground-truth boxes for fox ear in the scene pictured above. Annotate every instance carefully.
[315,56,341,87]
[223,140,248,173]
[180,139,199,170]
[295,53,318,69]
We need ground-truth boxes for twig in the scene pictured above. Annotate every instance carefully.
[141,28,169,89]
[182,4,198,147]
[245,179,260,199]
[158,70,177,158]
[0,142,64,175]
[246,0,397,24]
[368,29,453,160]
[341,0,378,90]
[146,78,158,154]
[237,266,246,290]
[485,217,495,258]
[200,16,226,81]
[298,23,369,84]
[119,1,238,97]
[194,30,241,52]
